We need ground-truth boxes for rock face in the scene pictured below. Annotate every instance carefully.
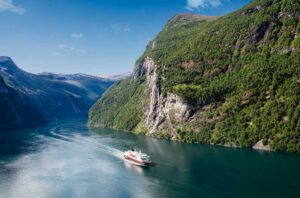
[252,140,271,151]
[135,57,193,135]
[0,56,115,132]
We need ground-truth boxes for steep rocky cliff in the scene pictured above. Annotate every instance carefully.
[133,57,194,135]
[89,0,300,153]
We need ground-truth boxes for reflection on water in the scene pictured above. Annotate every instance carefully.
[0,119,300,198]
[124,161,144,175]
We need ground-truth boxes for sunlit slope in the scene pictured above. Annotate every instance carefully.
[89,0,300,153]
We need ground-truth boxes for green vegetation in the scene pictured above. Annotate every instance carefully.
[89,0,300,153]
[89,77,147,131]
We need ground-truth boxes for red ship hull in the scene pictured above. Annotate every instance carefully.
[124,154,150,166]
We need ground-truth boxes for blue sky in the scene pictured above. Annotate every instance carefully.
[0,0,251,75]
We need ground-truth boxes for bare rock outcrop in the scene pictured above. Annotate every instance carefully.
[252,140,271,151]
[135,57,195,135]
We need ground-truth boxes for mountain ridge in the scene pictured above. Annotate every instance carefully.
[166,13,218,29]
[0,56,115,132]
[89,0,300,153]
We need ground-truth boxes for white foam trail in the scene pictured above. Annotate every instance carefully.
[49,127,124,160]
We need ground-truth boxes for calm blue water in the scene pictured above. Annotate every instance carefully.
[0,119,299,198]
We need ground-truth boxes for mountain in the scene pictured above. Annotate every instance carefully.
[98,72,131,81]
[37,72,114,101]
[0,56,115,132]
[0,75,46,131]
[89,0,300,153]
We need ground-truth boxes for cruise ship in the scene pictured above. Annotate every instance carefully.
[124,149,151,166]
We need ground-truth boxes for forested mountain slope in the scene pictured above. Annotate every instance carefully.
[89,0,300,153]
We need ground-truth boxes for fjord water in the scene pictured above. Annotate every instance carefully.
[0,120,299,198]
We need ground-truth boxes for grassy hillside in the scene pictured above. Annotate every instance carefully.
[89,0,300,153]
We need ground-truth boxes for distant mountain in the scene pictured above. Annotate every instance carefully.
[38,72,114,101]
[0,76,46,131]
[98,72,131,81]
[0,56,115,132]
[89,0,300,153]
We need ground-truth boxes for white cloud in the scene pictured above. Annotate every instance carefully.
[71,33,83,39]
[51,52,61,57]
[58,44,67,49]
[186,0,224,10]
[0,0,25,15]
[123,25,131,32]
[68,46,85,53]
[55,43,86,55]
[109,24,131,33]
